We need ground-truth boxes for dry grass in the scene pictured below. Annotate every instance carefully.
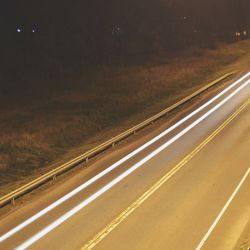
[239,235,250,250]
[1,40,250,195]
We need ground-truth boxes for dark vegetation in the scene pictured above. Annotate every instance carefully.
[0,0,250,193]
[0,0,249,90]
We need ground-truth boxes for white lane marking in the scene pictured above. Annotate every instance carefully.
[0,73,249,243]
[196,167,250,250]
[14,78,250,250]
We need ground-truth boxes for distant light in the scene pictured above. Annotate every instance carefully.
[112,26,122,37]
[32,29,35,33]
[17,28,21,33]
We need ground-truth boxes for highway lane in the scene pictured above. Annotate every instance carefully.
[0,72,250,250]
[88,102,250,250]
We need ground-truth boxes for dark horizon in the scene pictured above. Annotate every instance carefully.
[0,0,250,89]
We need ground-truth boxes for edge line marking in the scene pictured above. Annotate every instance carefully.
[195,166,250,250]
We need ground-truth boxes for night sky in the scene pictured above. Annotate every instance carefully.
[0,0,249,83]
[1,0,249,35]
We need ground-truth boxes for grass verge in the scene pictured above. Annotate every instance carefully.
[1,40,250,196]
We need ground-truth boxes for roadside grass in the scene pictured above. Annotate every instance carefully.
[1,40,250,196]
[239,237,250,250]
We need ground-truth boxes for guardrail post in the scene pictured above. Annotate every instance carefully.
[85,157,89,165]
[133,130,137,135]
[112,142,115,148]
[11,197,15,206]
[53,175,57,182]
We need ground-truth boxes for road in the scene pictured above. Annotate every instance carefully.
[0,72,250,250]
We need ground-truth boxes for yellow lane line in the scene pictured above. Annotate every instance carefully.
[81,99,250,250]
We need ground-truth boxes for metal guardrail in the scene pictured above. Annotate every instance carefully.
[0,71,236,207]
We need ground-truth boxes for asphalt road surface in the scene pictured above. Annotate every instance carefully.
[0,71,250,250]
